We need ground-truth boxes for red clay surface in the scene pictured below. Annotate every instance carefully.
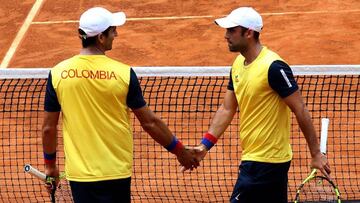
[2,0,360,68]
[0,0,34,62]
[1,1,360,202]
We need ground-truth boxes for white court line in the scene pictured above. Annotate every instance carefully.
[31,9,360,25]
[262,8,360,16]
[31,15,216,25]
[0,0,45,68]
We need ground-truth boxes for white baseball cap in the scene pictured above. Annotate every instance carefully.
[79,7,126,37]
[215,7,263,32]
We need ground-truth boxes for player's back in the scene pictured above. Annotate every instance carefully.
[50,55,134,181]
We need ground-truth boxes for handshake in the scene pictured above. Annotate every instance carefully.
[178,144,207,172]
[167,132,218,172]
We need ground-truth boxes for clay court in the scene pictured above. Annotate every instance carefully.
[1,0,360,202]
[1,0,360,68]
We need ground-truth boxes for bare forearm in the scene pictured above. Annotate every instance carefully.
[295,107,332,177]
[134,106,174,147]
[42,127,57,154]
[283,90,330,176]
[208,104,236,139]
[141,117,173,147]
[134,106,197,170]
[41,112,60,167]
[283,91,320,157]
[295,106,320,157]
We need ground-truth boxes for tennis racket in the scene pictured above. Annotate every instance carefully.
[24,164,65,203]
[294,118,341,203]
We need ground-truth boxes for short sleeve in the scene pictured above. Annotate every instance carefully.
[268,60,299,98]
[126,68,146,109]
[227,70,234,91]
[44,71,61,112]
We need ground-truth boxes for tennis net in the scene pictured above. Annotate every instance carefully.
[1,66,359,202]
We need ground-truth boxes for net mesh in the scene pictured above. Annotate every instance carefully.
[1,66,359,202]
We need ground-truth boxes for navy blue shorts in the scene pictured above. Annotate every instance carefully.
[230,161,291,203]
[70,177,131,203]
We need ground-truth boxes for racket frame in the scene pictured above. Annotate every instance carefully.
[24,164,65,203]
[294,118,341,202]
[294,168,341,203]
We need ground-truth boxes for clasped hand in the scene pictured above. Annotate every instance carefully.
[176,144,208,172]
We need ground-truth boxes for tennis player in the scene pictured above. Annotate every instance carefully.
[42,7,198,203]
[190,7,331,203]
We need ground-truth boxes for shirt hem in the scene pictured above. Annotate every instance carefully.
[241,156,292,163]
[66,173,132,182]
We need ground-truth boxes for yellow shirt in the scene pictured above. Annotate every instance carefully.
[49,55,135,181]
[230,47,298,163]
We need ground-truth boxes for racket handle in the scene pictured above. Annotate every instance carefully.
[320,118,330,154]
[24,164,46,181]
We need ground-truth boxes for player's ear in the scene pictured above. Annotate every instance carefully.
[246,29,253,39]
[97,33,106,44]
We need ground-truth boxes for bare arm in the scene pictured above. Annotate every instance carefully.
[42,111,60,167]
[283,90,331,178]
[193,90,237,158]
[208,90,238,138]
[132,105,173,147]
[42,111,60,192]
[283,90,319,157]
[132,105,198,170]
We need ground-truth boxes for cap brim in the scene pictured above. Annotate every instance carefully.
[214,17,238,28]
[112,12,126,26]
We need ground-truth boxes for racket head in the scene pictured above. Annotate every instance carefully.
[294,170,341,203]
[24,164,69,202]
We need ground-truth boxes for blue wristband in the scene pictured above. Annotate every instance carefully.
[200,132,218,150]
[201,138,214,150]
[165,137,178,151]
[44,152,56,160]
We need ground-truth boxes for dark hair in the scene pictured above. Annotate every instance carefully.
[78,27,112,48]
[239,26,260,41]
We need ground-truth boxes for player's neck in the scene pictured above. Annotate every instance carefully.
[80,46,106,55]
[242,43,262,66]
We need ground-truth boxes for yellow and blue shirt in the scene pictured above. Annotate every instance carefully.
[44,55,146,181]
[228,47,298,163]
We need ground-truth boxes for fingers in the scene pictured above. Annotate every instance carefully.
[177,150,200,172]
[179,163,197,173]
[323,160,331,175]
[190,145,208,163]
[180,163,196,172]
[45,181,58,194]
[193,145,206,152]
[186,148,205,156]
[45,182,53,193]
[311,154,331,179]
[186,145,207,152]
[44,175,61,195]
[178,144,210,173]
[320,167,331,179]
[179,164,193,173]
[320,155,331,178]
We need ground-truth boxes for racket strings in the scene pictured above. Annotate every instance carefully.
[53,180,73,202]
[298,176,338,202]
